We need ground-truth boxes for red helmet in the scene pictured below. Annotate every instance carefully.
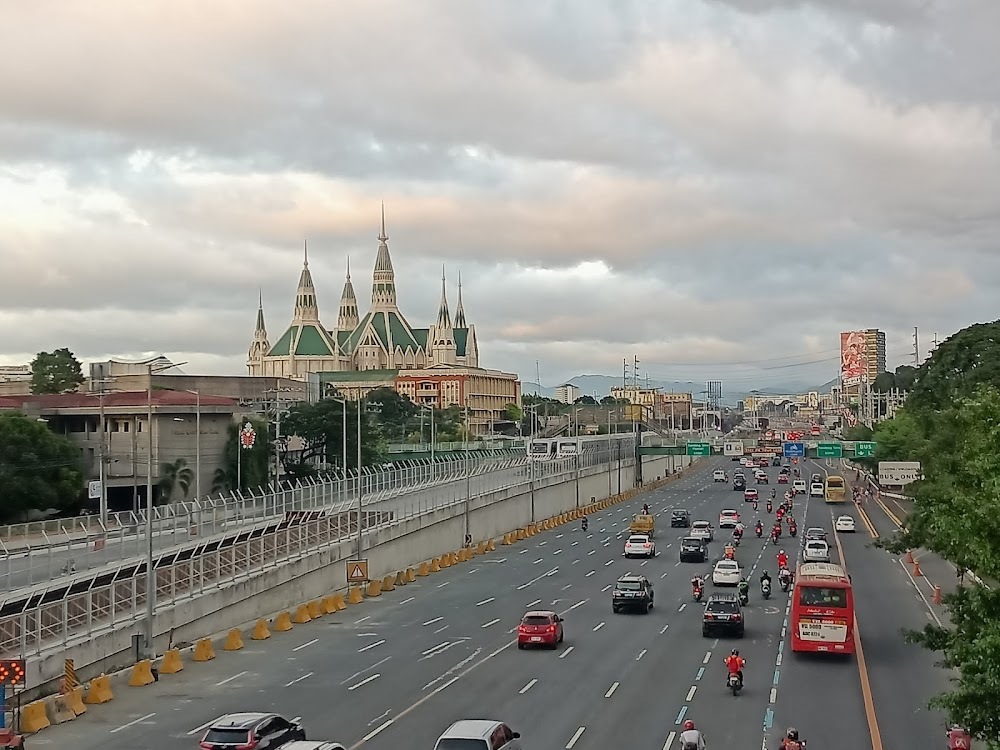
[684,720,696,731]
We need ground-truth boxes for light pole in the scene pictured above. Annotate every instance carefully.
[418,403,436,478]
[356,396,382,559]
[524,403,542,522]
[606,409,613,497]
[327,394,348,491]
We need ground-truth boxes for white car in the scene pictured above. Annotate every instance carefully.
[803,539,831,562]
[719,510,740,529]
[713,469,727,482]
[624,534,656,558]
[712,559,742,586]
[810,482,825,498]
[434,720,522,750]
[835,515,856,533]
[691,520,715,542]
[793,479,807,493]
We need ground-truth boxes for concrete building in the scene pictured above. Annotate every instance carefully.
[0,365,31,396]
[247,206,479,380]
[655,391,693,426]
[554,383,581,404]
[0,391,237,509]
[610,386,660,408]
[862,329,887,380]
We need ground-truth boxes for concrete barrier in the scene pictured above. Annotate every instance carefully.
[223,628,244,651]
[381,574,395,592]
[67,686,87,715]
[192,638,215,662]
[429,557,441,572]
[22,699,50,733]
[347,587,364,604]
[393,570,407,586]
[417,562,430,576]
[405,567,416,582]
[84,675,113,704]
[160,649,184,674]
[128,659,155,687]
[486,538,496,551]
[252,619,271,640]
[46,693,76,724]
[293,604,312,624]
[307,600,324,619]
[365,580,382,597]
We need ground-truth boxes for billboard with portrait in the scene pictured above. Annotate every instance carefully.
[840,331,868,386]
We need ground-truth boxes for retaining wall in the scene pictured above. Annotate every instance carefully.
[24,452,693,698]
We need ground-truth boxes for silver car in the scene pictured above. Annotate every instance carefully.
[803,540,831,563]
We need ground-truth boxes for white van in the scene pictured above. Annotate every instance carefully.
[810,482,825,498]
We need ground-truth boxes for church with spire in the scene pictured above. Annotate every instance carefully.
[247,206,479,380]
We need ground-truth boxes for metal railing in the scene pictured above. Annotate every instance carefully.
[0,439,638,660]
[385,440,526,452]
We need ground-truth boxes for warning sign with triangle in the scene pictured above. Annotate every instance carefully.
[347,559,369,583]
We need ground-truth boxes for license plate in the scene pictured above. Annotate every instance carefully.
[531,637,542,642]
[716,615,730,620]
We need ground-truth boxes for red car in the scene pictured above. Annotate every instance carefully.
[517,610,564,649]
[777,474,789,484]
[758,459,770,468]
[744,488,758,502]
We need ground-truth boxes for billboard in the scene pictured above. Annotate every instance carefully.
[840,331,869,386]
[724,441,744,456]
[879,461,921,485]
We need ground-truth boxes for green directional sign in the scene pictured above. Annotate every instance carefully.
[817,443,843,458]
[686,442,712,457]
[854,441,876,458]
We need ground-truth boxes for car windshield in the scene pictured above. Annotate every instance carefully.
[628,536,649,544]
[722,512,737,518]
[617,580,642,591]
[717,562,738,570]
[707,600,739,614]
[204,729,251,744]
[672,511,687,517]
[694,522,709,528]
[436,739,490,750]
[682,539,700,546]
[523,615,552,625]
[838,517,852,522]
[807,529,825,536]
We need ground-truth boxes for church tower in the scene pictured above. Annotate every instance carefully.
[429,266,457,366]
[294,240,320,322]
[371,204,397,309]
[454,270,467,329]
[247,290,270,373]
[337,256,360,331]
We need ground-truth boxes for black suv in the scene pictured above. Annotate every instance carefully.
[679,537,708,563]
[201,713,306,750]
[671,509,691,528]
[772,456,782,466]
[612,574,654,614]
[733,476,746,491]
[702,593,745,638]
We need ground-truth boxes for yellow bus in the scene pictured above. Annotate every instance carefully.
[825,475,847,503]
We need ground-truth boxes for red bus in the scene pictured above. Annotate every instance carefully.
[810,424,821,436]
[790,562,855,654]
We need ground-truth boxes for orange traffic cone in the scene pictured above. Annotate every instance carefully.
[933,586,942,604]
[912,560,922,577]
[905,550,914,564]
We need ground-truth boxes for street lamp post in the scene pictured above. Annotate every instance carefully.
[418,404,436,479]
[524,403,542,522]
[327,395,349,498]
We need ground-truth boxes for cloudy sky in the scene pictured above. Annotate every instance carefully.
[2,0,998,393]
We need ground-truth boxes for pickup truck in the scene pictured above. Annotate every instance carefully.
[629,514,655,537]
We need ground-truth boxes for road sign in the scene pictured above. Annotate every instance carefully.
[686,442,712,456]
[782,442,805,458]
[817,443,843,458]
[878,461,921,485]
[88,480,102,500]
[854,441,876,458]
[0,660,25,687]
[346,559,369,584]
[723,441,744,456]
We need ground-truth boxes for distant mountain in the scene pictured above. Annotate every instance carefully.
[521,374,833,404]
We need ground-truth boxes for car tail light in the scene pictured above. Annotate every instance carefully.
[235,738,258,750]
[548,624,557,632]
[199,743,214,750]
[705,613,714,619]
[518,625,527,632]
[643,543,651,548]
[733,614,742,620]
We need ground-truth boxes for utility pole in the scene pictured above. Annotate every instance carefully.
[633,355,640,388]
[622,358,628,389]
[932,332,939,350]
[913,327,920,365]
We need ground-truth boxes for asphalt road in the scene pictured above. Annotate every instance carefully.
[34,455,951,750]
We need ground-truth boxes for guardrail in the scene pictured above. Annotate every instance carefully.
[0,438,638,659]
[385,439,526,452]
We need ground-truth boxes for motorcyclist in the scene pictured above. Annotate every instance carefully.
[947,725,972,749]
[777,550,789,569]
[678,720,707,750]
[724,544,736,560]
[581,515,589,531]
[642,503,650,515]
[737,577,750,601]
[755,520,764,537]
[770,489,777,499]
[779,567,793,589]
[691,575,705,596]
[724,649,745,687]
[778,727,803,750]
[766,499,773,513]
[752,499,759,511]
[733,526,744,541]
[760,570,772,591]
[772,522,782,539]
[789,520,797,536]
[776,506,785,522]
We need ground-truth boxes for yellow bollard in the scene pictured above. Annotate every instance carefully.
[128,659,155,687]
[381,574,396,592]
[307,600,324,619]
[84,675,113,705]
[192,638,216,662]
[347,587,364,604]
[21,700,50,733]
[366,579,382,597]
[394,570,407,586]
[293,604,312,624]
[418,561,430,576]
[486,538,496,551]
[273,611,293,631]
[224,628,244,651]
[252,619,272,640]
[405,567,416,582]
[159,648,184,674]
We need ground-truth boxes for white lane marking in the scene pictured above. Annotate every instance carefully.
[601,584,611,592]
[703,651,712,664]
[188,716,226,736]
[434,625,449,634]
[553,549,562,555]
[215,671,247,686]
[520,678,538,694]
[348,673,380,691]
[663,731,676,750]
[559,645,574,659]
[566,727,586,749]
[476,597,495,606]
[593,621,605,632]
[604,560,614,566]
[636,649,647,661]
[605,682,619,698]
[588,549,596,555]
[678,603,686,612]
[538,540,547,546]
[355,616,372,623]
[527,599,542,607]
[340,656,391,686]
[572,540,579,546]
[534,558,544,565]
[660,624,670,634]
[358,639,386,653]
[567,599,588,611]
[686,685,697,701]
[640,560,648,566]
[437,581,451,588]
[586,570,595,577]
[357,633,379,637]
[293,638,318,652]
[360,719,394,743]
[110,712,156,733]
[516,567,559,590]
[561,583,572,590]
[423,617,443,626]
[422,642,452,657]
[482,618,501,628]
[399,596,415,604]
[661,572,669,578]
[284,671,313,687]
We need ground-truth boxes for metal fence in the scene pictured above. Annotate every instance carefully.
[0,437,637,660]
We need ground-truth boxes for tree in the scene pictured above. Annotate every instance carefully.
[159,458,194,502]
[30,348,84,394]
[893,364,918,391]
[365,387,417,442]
[280,398,383,474]
[906,321,1000,415]
[0,412,84,522]
[574,395,597,405]
[504,403,522,422]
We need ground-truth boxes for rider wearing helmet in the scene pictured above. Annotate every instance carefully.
[760,570,772,586]
[777,550,789,570]
[947,725,971,749]
[725,648,745,687]
[778,727,802,750]
[679,719,706,750]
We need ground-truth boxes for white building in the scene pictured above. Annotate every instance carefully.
[554,383,581,404]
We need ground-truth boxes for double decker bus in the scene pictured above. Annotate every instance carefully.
[824,475,847,503]
[790,562,855,654]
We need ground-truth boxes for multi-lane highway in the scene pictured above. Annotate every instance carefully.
[38,456,950,750]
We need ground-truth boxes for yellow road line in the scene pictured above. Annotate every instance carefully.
[857,505,879,539]
[873,496,903,529]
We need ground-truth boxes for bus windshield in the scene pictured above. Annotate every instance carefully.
[826,478,844,489]
[799,586,848,608]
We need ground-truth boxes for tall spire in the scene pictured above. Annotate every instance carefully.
[293,239,320,322]
[371,203,397,309]
[435,265,452,330]
[454,270,467,329]
[248,289,271,368]
[255,288,267,333]
[337,254,360,331]
[429,265,457,365]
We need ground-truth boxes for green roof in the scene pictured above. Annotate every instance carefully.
[316,369,399,383]
[387,311,419,351]
[412,328,429,348]
[296,324,336,356]
[345,312,373,353]
[268,325,298,357]
[455,328,469,357]
[336,329,351,351]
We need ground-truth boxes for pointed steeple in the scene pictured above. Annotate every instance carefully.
[435,265,452,329]
[293,239,320,322]
[371,202,397,309]
[255,288,267,333]
[337,255,360,331]
[454,270,467,329]
[429,265,457,365]
[248,289,271,369]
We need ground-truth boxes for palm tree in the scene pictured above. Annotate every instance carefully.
[211,467,233,494]
[159,458,195,503]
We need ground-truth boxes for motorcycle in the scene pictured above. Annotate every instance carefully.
[693,586,704,603]
[789,524,797,537]
[771,533,780,546]
[766,501,773,513]
[761,578,771,599]
[728,672,743,696]
[780,573,792,592]
[738,589,749,606]
[581,518,589,532]
[755,524,763,538]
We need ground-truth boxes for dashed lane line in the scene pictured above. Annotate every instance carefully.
[605,682,619,698]
[519,678,537,694]
[566,727,586,749]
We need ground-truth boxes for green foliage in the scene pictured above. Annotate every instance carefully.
[365,387,417,442]
[504,403,523,422]
[159,458,194,502]
[574,395,597,405]
[30,348,84,394]
[907,321,1000,414]
[281,398,383,473]
[216,416,271,493]
[0,412,84,521]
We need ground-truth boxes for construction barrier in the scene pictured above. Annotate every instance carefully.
[321,595,339,614]
[458,548,470,562]
[252,619,272,640]
[405,567,416,582]
[273,611,294,631]
[449,551,460,565]
[160,649,184,674]
[418,562,430,576]
[84,675,113,704]
[224,628,245,651]
[381,574,395,591]
[21,700,50,733]
[394,570,407,586]
[67,686,87,716]
[439,554,452,568]
[192,638,216,662]
[348,587,364,604]
[515,528,526,541]
[307,600,324,619]
[501,533,513,545]
[486,538,496,551]
[475,541,486,555]
[128,659,156,687]
[366,579,382,597]
[429,558,441,572]
[293,604,312,624]
[47,694,76,724]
